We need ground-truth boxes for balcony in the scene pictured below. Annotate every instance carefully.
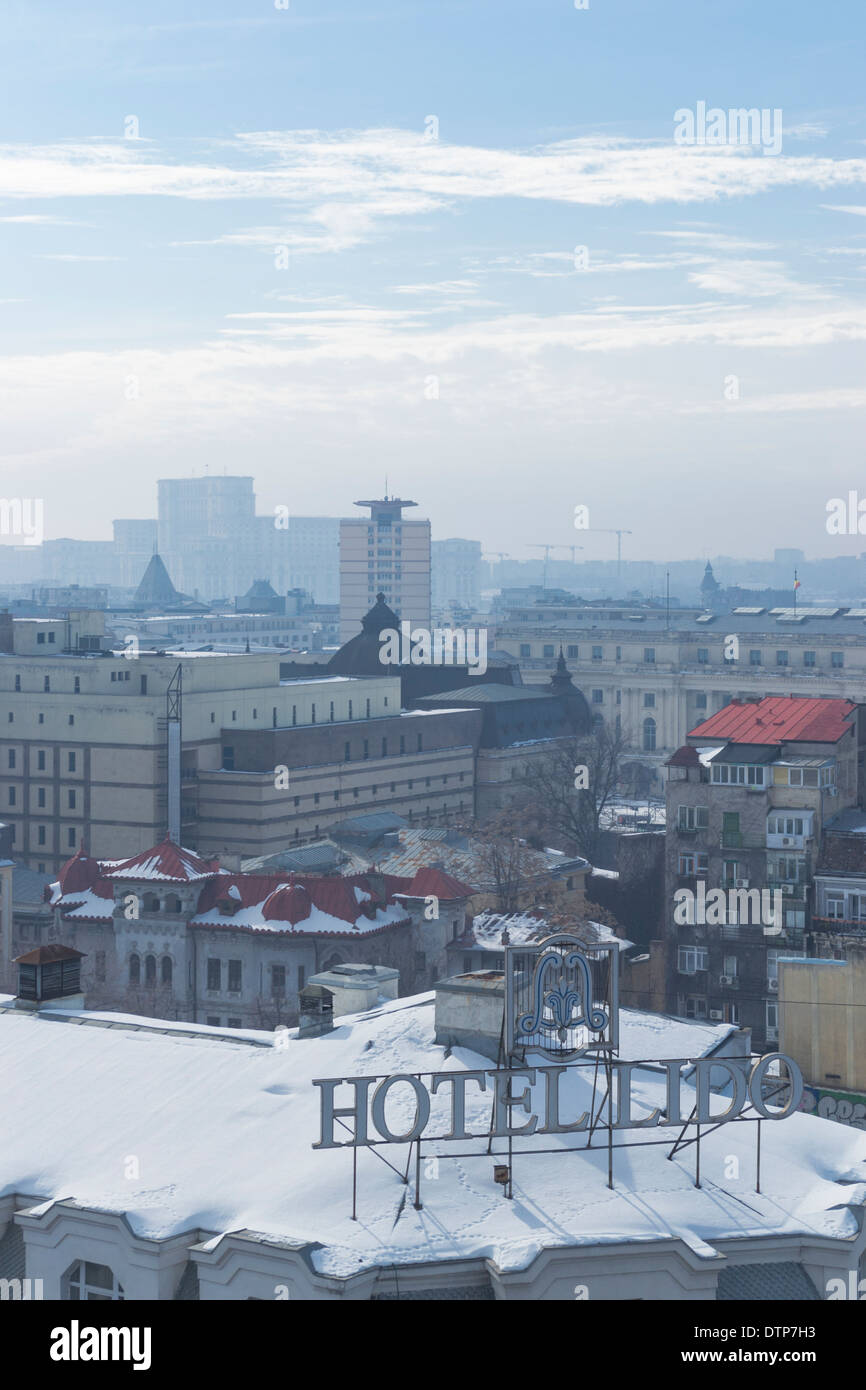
[720,831,766,850]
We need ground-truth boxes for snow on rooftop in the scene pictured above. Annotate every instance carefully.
[1,995,864,1277]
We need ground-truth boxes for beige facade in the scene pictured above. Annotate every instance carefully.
[495,608,866,774]
[780,951,866,1094]
[340,498,431,643]
[0,624,407,868]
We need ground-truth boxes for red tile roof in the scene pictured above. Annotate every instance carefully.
[688,696,857,747]
[398,866,476,900]
[102,837,220,883]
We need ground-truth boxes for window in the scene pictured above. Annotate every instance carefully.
[272,965,286,996]
[592,645,603,662]
[685,997,708,1020]
[363,739,369,759]
[68,715,74,726]
[144,954,156,986]
[228,960,242,992]
[37,632,45,645]
[831,651,844,668]
[37,824,46,845]
[786,766,819,788]
[678,852,709,875]
[330,701,335,722]
[228,1018,242,1029]
[766,1001,779,1035]
[520,644,531,658]
[6,749,13,769]
[768,814,805,836]
[678,946,709,974]
[161,956,172,986]
[311,704,316,724]
[776,650,788,667]
[803,650,816,667]
[37,787,46,807]
[207,958,221,991]
[749,650,762,666]
[68,752,76,772]
[615,689,621,705]
[13,675,20,691]
[543,644,555,658]
[567,645,578,658]
[615,646,622,662]
[348,700,353,719]
[697,648,709,664]
[64,1261,124,1302]
[723,954,738,978]
[223,746,234,771]
[344,741,351,761]
[592,689,603,704]
[643,648,655,664]
[206,1016,220,1027]
[67,790,76,809]
[298,965,305,990]
[677,805,708,831]
[695,693,707,709]
[642,717,656,752]
[381,738,387,756]
[712,763,764,786]
[643,693,655,708]
[37,750,46,770]
[8,786,17,806]
[74,676,81,693]
[44,676,50,692]
[129,954,140,985]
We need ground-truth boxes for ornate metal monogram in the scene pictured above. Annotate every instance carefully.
[505,933,618,1059]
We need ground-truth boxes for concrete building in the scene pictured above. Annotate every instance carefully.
[287,516,341,606]
[0,981,862,1300]
[340,496,431,644]
[494,601,866,787]
[780,952,866,1130]
[432,538,482,613]
[664,695,863,1049]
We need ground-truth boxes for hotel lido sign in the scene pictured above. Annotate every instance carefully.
[313,935,804,1150]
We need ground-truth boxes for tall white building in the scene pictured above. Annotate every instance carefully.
[340,496,431,643]
[432,538,482,613]
[288,517,341,605]
[157,476,259,599]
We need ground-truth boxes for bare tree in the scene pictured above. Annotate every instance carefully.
[454,808,568,915]
[523,721,628,863]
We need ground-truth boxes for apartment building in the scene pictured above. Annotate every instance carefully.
[664,695,863,1049]
[495,602,866,783]
[340,496,431,643]
[432,538,482,613]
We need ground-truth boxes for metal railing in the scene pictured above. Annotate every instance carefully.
[720,831,766,849]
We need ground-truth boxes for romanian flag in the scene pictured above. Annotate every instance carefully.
[794,577,801,591]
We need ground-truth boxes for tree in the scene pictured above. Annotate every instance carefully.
[523,720,627,863]
[454,807,569,915]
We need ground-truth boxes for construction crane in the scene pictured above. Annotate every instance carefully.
[529,544,585,589]
[588,528,632,579]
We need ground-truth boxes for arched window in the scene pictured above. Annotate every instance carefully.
[143,893,159,913]
[63,1260,124,1301]
[129,953,140,986]
[165,895,181,914]
[145,954,157,986]
[161,956,173,987]
[642,717,657,752]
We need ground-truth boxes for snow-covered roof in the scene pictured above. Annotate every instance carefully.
[465,911,631,953]
[1,996,863,1278]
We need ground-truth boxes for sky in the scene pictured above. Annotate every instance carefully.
[2,0,866,564]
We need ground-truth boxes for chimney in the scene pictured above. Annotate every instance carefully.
[297,983,334,1038]
[13,944,86,1011]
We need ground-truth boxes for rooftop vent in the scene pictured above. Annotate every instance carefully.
[13,944,85,1011]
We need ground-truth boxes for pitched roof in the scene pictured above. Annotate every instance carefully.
[689,696,857,747]
[101,838,220,883]
[133,552,183,605]
[13,944,85,965]
[398,866,476,900]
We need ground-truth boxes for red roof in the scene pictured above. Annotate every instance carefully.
[666,746,702,769]
[689,696,857,747]
[57,847,101,895]
[102,837,220,883]
[400,867,476,899]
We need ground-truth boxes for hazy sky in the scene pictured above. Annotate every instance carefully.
[2,0,866,563]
